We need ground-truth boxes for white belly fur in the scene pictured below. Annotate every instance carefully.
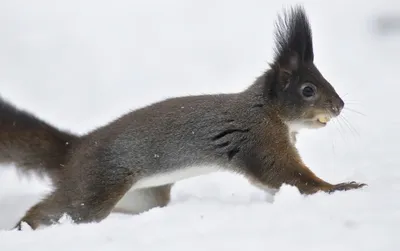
[132,165,220,189]
[114,165,220,214]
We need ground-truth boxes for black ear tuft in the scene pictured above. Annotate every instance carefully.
[273,5,314,71]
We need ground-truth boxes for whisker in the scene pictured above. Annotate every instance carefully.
[332,119,346,142]
[323,108,338,172]
[333,114,352,142]
[330,135,336,175]
[343,93,362,105]
[335,117,349,142]
[326,108,346,141]
[343,99,361,102]
[344,107,366,117]
[340,114,360,138]
[343,101,363,106]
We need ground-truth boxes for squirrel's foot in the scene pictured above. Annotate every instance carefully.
[12,222,22,231]
[12,221,33,231]
[328,181,367,193]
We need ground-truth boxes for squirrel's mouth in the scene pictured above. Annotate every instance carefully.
[315,115,331,125]
[311,114,335,128]
[289,114,334,130]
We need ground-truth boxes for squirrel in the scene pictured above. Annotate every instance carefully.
[0,5,366,230]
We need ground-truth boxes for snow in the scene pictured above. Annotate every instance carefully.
[1,0,400,250]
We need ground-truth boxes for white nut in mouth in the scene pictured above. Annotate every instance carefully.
[317,115,330,124]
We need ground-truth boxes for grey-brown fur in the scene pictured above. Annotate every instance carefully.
[1,6,366,230]
[0,98,77,180]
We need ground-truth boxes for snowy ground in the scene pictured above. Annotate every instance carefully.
[1,0,400,250]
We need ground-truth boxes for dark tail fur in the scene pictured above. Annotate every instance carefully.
[0,97,77,179]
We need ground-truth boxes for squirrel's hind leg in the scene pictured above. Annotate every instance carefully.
[14,169,136,230]
[13,188,68,230]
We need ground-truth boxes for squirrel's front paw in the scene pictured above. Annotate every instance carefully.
[328,181,367,193]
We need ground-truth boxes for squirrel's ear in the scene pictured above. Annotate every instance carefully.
[275,50,299,74]
[272,6,314,72]
[271,51,299,91]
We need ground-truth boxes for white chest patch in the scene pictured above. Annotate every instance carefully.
[132,165,220,190]
[286,121,305,134]
[285,121,306,145]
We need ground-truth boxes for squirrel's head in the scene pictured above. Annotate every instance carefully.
[265,6,344,130]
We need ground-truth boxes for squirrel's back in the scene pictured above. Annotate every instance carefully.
[75,91,263,183]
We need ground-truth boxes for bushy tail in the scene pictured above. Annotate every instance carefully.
[0,97,78,179]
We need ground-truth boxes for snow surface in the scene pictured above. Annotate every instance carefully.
[1,0,400,250]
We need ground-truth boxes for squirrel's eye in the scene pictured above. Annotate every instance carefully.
[301,84,316,99]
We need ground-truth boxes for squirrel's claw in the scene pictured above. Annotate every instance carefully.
[12,221,33,231]
[328,181,367,193]
[12,221,23,231]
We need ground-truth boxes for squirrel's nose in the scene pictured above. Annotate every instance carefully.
[331,98,344,116]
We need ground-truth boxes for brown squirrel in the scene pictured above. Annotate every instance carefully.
[0,5,366,230]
